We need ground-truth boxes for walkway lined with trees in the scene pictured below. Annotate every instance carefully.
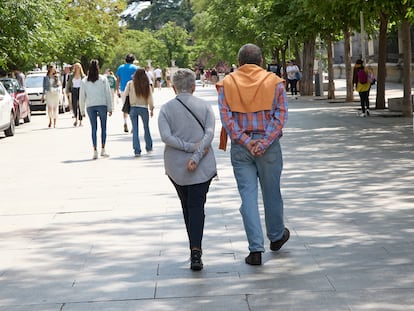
[1,0,413,115]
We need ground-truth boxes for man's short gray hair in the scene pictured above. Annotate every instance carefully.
[172,68,196,93]
[238,43,262,66]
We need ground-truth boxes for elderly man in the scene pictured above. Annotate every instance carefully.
[217,44,289,265]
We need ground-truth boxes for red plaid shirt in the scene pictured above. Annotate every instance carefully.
[218,82,288,151]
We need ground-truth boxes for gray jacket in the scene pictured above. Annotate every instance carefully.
[158,93,217,186]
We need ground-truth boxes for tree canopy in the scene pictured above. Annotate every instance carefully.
[0,0,412,115]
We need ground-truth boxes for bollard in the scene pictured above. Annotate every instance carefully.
[315,72,321,96]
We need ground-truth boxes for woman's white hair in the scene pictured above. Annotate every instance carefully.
[172,68,196,93]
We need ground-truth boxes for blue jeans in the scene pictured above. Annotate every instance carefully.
[129,106,152,155]
[231,137,285,252]
[87,105,107,148]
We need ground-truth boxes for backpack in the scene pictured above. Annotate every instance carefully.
[358,69,368,84]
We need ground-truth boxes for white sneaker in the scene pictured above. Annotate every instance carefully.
[101,149,109,157]
[93,150,98,160]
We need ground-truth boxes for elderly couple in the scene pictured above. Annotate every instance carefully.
[159,44,289,271]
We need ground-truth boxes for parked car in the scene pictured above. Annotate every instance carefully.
[0,82,15,137]
[25,72,68,113]
[0,77,31,125]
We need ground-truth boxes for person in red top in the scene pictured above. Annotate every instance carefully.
[217,43,289,266]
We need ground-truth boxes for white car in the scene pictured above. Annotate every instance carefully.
[25,72,68,113]
[0,82,15,137]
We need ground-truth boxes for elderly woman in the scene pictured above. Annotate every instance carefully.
[158,68,217,271]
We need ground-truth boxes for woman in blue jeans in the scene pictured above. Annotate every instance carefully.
[124,69,154,156]
[79,59,113,159]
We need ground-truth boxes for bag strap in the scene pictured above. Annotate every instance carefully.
[175,97,205,132]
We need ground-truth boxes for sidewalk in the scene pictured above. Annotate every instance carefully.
[0,82,413,310]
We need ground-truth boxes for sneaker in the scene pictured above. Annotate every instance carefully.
[190,249,203,271]
[134,153,141,157]
[245,252,262,265]
[124,123,128,133]
[92,150,98,160]
[366,109,370,116]
[101,149,109,157]
[270,228,290,251]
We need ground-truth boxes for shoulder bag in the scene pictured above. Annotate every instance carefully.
[122,95,130,114]
[175,97,205,132]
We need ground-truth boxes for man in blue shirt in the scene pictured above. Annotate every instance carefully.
[116,54,138,132]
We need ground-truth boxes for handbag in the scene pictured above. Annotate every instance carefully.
[175,97,205,131]
[295,71,302,81]
[122,95,130,114]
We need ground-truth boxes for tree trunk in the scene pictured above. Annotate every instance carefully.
[302,36,316,96]
[294,42,302,69]
[401,18,412,117]
[344,28,354,102]
[273,47,281,64]
[281,44,287,80]
[376,10,388,110]
[326,37,335,99]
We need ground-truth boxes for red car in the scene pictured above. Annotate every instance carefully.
[0,77,31,125]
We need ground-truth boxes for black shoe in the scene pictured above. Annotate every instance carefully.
[270,228,290,251]
[124,124,128,133]
[245,252,262,265]
[190,249,203,271]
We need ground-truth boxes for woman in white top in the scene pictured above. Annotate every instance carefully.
[286,60,300,97]
[124,68,154,157]
[79,59,113,159]
[42,65,61,128]
[66,63,86,126]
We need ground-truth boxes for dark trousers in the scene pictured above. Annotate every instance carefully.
[359,91,370,113]
[288,79,298,95]
[71,88,82,120]
[169,177,212,250]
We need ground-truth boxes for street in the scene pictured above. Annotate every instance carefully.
[1,84,414,310]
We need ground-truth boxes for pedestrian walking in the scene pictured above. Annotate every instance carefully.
[42,65,61,128]
[165,68,171,88]
[217,43,289,266]
[267,58,281,77]
[79,59,113,159]
[116,54,138,133]
[145,65,155,92]
[66,63,86,126]
[154,66,163,90]
[158,68,217,271]
[124,68,154,157]
[286,60,300,98]
[105,69,117,107]
[353,59,371,117]
[61,64,73,114]
[13,68,25,88]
